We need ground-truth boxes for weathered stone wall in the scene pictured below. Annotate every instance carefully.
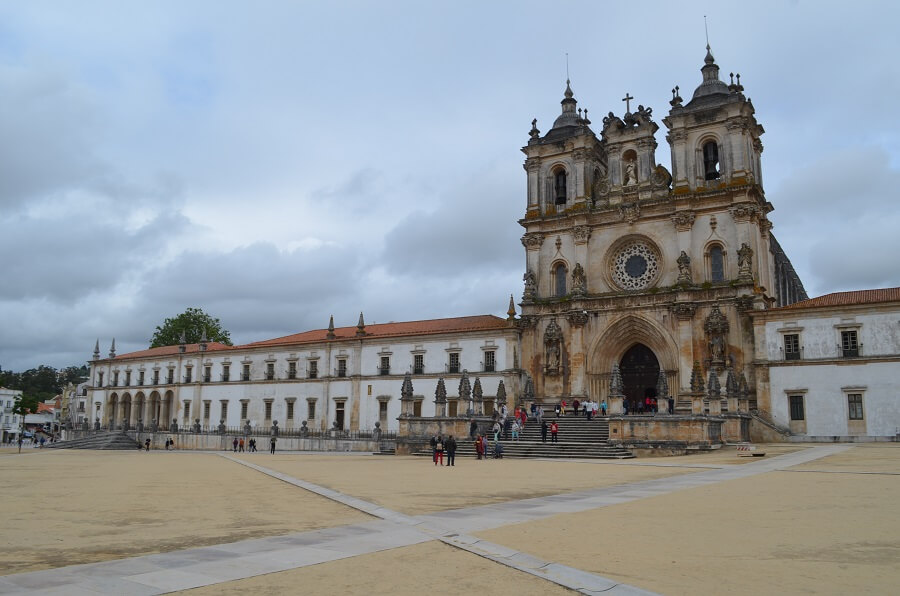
[122,431,387,452]
[607,415,724,449]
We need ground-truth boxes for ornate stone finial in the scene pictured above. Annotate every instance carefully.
[707,369,721,398]
[725,366,739,398]
[739,372,750,399]
[571,263,587,296]
[670,85,683,107]
[496,380,507,407]
[109,338,116,359]
[522,375,535,405]
[327,315,336,339]
[737,243,754,282]
[434,377,447,404]
[609,363,625,398]
[507,294,516,321]
[705,43,715,65]
[178,330,186,353]
[529,118,540,139]
[200,327,208,351]
[622,92,634,114]
[93,339,100,360]
[401,372,414,401]
[458,370,472,415]
[676,251,692,285]
[472,377,484,415]
[690,361,705,393]
[356,312,366,336]
[564,79,573,99]
[656,370,670,399]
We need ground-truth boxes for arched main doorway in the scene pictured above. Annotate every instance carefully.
[620,344,659,414]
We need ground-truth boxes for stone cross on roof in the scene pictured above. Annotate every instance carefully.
[622,93,634,113]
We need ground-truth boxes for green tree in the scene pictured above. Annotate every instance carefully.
[150,307,233,348]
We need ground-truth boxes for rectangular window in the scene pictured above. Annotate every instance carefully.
[222,365,230,382]
[413,400,422,417]
[266,362,275,380]
[203,401,211,420]
[784,334,800,360]
[139,371,145,385]
[125,371,131,386]
[484,350,496,372]
[241,401,248,421]
[203,366,211,383]
[337,359,347,377]
[183,401,191,420]
[286,401,294,420]
[220,401,228,422]
[380,356,390,376]
[308,401,316,420]
[98,372,104,386]
[848,394,864,420]
[448,400,457,417]
[413,354,424,375]
[242,364,250,381]
[308,361,318,379]
[841,330,859,357]
[264,401,273,420]
[152,370,159,384]
[789,395,804,421]
[184,368,192,383]
[379,401,388,424]
[113,371,119,386]
[448,353,460,374]
[167,370,174,384]
[288,361,297,379]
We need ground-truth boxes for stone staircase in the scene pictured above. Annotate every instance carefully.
[423,414,634,460]
[46,431,142,451]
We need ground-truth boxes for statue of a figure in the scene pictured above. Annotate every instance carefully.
[737,242,754,281]
[300,420,309,437]
[136,418,144,433]
[150,418,158,433]
[710,334,725,362]
[373,421,382,441]
[571,263,587,296]
[677,250,692,284]
[122,418,129,432]
[192,418,201,433]
[217,419,226,434]
[523,270,537,301]
[82,419,89,432]
[170,418,178,433]
[546,341,560,370]
[271,420,279,437]
[624,160,638,186]
[243,420,252,436]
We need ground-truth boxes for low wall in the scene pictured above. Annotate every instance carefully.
[120,431,389,452]
[396,415,491,455]
[607,415,725,452]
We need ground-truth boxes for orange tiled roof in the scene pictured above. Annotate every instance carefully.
[245,314,511,348]
[36,403,55,414]
[775,287,900,310]
[112,342,234,361]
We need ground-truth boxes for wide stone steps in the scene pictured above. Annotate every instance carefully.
[47,432,141,450]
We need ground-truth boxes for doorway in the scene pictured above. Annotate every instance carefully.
[334,401,345,430]
[619,344,660,414]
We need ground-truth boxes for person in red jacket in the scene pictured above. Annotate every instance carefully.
[550,421,559,443]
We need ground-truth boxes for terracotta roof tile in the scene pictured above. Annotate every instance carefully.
[775,287,900,310]
[245,315,511,348]
[112,342,234,361]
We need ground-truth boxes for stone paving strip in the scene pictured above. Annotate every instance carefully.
[0,445,848,595]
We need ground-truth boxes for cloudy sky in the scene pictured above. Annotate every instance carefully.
[2,1,899,371]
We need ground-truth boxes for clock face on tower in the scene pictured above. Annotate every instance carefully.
[612,241,660,290]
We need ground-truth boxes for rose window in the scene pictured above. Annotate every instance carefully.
[612,241,660,290]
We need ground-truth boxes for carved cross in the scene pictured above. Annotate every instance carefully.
[622,93,634,113]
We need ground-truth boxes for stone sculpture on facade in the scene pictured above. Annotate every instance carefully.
[400,372,415,416]
[523,270,537,302]
[300,420,309,437]
[522,374,534,409]
[571,263,587,296]
[496,380,507,409]
[472,377,484,415]
[656,370,670,415]
[373,421,382,441]
[122,418,129,432]
[623,159,638,186]
[544,319,563,375]
[737,242,754,282]
[434,377,447,417]
[193,418,201,433]
[150,418,158,433]
[170,418,178,432]
[217,419,226,434]
[704,304,730,370]
[136,418,144,433]
[676,251,692,285]
[271,420,279,436]
[243,420,252,436]
[458,370,472,416]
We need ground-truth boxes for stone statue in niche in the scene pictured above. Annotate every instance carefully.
[523,270,537,302]
[271,420,279,436]
[624,160,638,186]
[571,263,587,296]
[136,418,143,433]
[543,318,563,374]
[737,243,754,281]
[704,304,730,370]
[676,251,692,284]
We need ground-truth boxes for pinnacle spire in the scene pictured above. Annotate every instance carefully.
[707,369,721,398]
[93,339,100,360]
[356,312,366,337]
[507,294,516,320]
[609,363,624,397]
[108,338,116,359]
[327,315,335,340]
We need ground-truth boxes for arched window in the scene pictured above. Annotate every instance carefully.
[554,263,567,297]
[554,169,567,205]
[703,141,720,181]
[709,245,725,282]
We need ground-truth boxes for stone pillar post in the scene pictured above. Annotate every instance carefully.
[707,370,722,416]
[608,363,625,415]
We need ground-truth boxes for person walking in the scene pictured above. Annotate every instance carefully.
[511,419,520,441]
[144,438,151,451]
[541,419,548,443]
[601,399,607,416]
[232,437,238,452]
[239,437,245,452]
[555,402,561,417]
[550,421,559,443]
[434,435,444,466]
[475,434,483,460]
[269,435,277,454]
[446,435,457,467]
[430,434,438,464]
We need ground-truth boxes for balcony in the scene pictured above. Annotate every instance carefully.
[483,363,495,372]
[785,351,800,361]
[842,348,859,358]
[241,374,250,382]
[265,373,275,381]
[203,375,211,383]
[447,364,460,374]
[377,366,390,376]
[221,375,230,382]
[412,366,424,375]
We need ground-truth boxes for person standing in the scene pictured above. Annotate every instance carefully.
[446,435,456,467]
[144,438,151,451]
[239,437,245,452]
[232,437,238,452]
[555,402,561,417]
[434,435,444,466]
[550,421,559,443]
[474,434,483,460]
[269,435,277,454]
[430,434,438,464]
[601,399,607,416]
[541,419,548,443]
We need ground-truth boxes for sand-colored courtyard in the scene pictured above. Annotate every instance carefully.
[1,444,898,595]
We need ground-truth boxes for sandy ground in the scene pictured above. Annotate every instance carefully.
[478,445,900,595]
[654,443,805,465]
[787,443,900,474]
[234,453,699,515]
[0,451,369,575]
[178,540,573,596]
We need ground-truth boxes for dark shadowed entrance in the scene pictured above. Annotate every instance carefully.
[620,344,659,414]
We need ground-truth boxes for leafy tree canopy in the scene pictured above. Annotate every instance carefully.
[12,392,41,417]
[150,307,233,348]
[0,364,86,402]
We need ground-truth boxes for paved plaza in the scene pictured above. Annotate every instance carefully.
[0,444,898,594]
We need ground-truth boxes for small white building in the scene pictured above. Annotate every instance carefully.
[0,387,23,443]
[751,288,900,439]
[87,314,521,433]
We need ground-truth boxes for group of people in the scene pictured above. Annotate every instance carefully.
[624,397,673,415]
[554,399,607,419]
[232,437,259,452]
[429,434,457,466]
[473,433,504,459]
